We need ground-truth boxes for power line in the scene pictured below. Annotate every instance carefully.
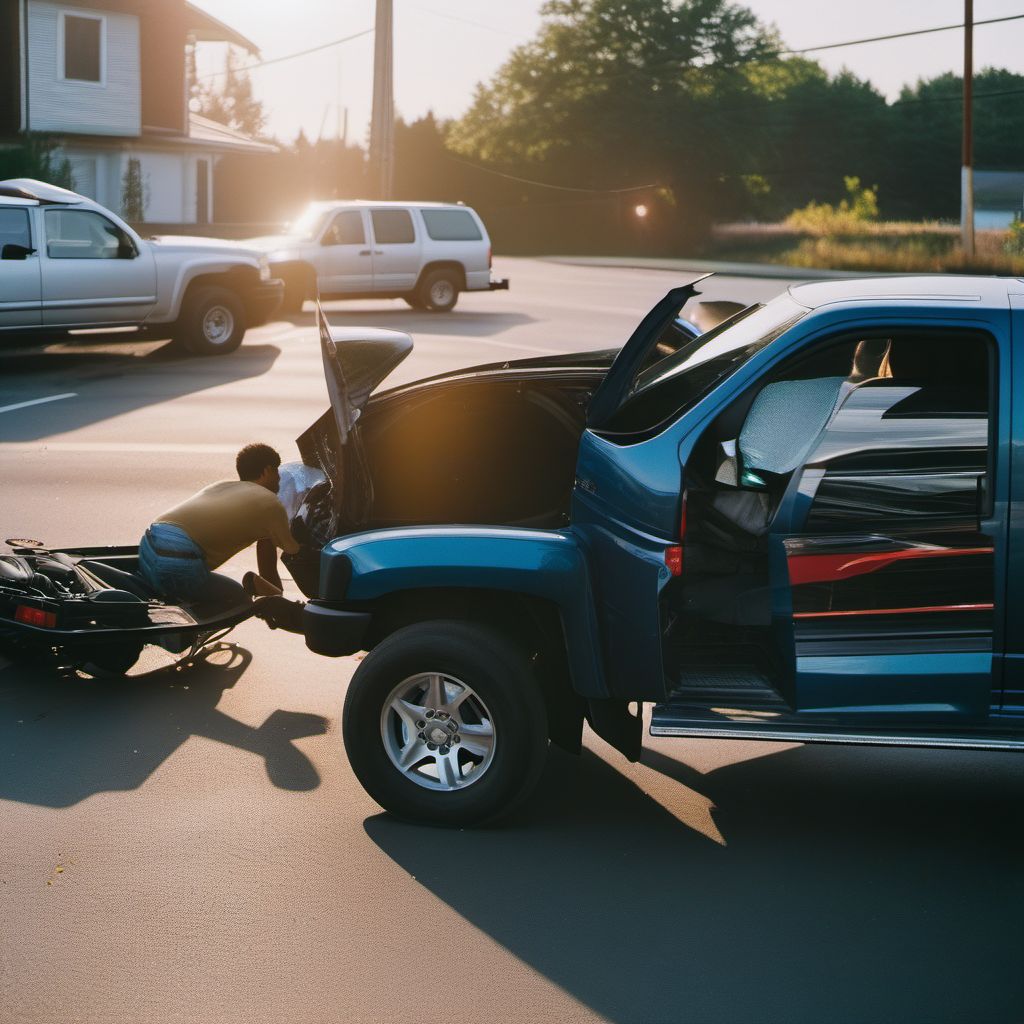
[401,1,516,38]
[196,27,375,80]
[781,12,1024,55]
[446,155,661,194]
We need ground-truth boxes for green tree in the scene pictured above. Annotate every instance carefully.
[449,0,782,238]
[887,68,1024,219]
[193,47,266,137]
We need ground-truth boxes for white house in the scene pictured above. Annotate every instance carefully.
[0,0,275,226]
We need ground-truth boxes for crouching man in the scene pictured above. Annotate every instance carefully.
[138,443,299,608]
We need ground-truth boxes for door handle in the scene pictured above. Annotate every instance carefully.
[359,249,372,256]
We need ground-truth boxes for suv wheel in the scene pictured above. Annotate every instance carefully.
[342,620,548,826]
[175,286,246,355]
[417,269,461,312]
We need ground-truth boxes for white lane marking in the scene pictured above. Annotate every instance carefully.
[0,441,238,454]
[0,393,77,415]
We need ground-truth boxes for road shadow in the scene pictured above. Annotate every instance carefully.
[366,740,1024,1024]
[280,305,537,339]
[0,341,281,441]
[0,642,327,806]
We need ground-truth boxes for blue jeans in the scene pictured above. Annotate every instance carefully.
[138,523,248,609]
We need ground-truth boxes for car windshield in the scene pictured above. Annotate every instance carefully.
[602,293,809,435]
[291,205,332,241]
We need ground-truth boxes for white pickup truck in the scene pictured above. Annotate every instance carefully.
[0,179,283,356]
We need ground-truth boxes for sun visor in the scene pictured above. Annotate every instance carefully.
[317,302,413,443]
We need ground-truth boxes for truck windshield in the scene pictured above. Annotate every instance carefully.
[291,205,331,240]
[602,294,809,436]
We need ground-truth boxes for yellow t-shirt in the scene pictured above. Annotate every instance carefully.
[155,480,300,569]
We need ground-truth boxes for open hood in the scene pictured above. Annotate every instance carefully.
[317,301,413,445]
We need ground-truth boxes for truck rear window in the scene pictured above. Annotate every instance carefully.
[421,209,482,241]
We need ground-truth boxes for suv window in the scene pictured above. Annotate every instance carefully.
[323,211,365,246]
[421,209,482,241]
[44,208,136,259]
[371,209,415,245]
[0,208,32,252]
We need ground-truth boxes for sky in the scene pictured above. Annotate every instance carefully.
[191,0,1024,145]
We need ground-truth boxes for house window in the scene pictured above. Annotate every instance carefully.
[61,12,104,84]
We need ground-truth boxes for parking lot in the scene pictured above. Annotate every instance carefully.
[2,258,1022,1024]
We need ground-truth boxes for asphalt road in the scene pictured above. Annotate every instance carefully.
[1,258,1022,1024]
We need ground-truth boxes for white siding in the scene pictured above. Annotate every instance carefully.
[27,1,140,137]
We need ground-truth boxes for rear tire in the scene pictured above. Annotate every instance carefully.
[174,286,246,356]
[342,620,548,827]
[416,269,461,313]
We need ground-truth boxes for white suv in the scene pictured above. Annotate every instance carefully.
[258,201,509,313]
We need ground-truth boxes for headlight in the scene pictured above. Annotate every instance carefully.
[258,255,271,282]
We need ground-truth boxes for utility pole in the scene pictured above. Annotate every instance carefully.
[369,0,394,200]
[961,0,975,256]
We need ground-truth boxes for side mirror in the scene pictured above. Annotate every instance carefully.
[1,243,34,261]
[118,239,138,259]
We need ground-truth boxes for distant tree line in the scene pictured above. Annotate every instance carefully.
[207,0,1024,252]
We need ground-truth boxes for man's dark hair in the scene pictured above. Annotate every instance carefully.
[236,443,281,481]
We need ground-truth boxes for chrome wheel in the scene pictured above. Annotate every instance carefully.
[380,671,496,792]
[429,279,455,307]
[202,304,235,346]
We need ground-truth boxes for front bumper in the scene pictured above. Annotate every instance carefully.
[488,277,510,291]
[303,601,372,657]
[248,279,284,325]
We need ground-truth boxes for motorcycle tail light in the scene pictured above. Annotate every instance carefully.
[15,605,57,628]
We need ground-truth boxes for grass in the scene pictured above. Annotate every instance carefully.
[707,221,1024,275]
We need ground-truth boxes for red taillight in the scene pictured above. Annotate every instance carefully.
[15,605,57,628]
[665,490,687,577]
[665,546,683,576]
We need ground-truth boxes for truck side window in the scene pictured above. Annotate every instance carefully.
[44,209,136,259]
[0,208,32,254]
[322,211,365,246]
[802,332,992,529]
[371,209,415,245]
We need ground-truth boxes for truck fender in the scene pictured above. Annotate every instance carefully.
[319,526,609,698]
[153,257,261,323]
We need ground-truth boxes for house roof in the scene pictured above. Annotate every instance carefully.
[185,2,260,55]
[186,113,277,153]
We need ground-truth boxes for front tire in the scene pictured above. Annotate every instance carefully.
[174,286,246,356]
[417,269,461,312]
[343,620,548,826]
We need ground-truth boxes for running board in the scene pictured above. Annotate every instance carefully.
[650,711,1024,751]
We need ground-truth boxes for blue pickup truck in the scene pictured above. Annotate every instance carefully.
[288,276,1024,825]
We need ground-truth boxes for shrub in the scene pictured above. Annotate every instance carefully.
[786,176,880,234]
[0,134,73,188]
[1004,217,1024,257]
